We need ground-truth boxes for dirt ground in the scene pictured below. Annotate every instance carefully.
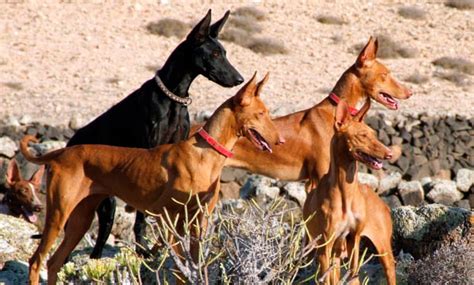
[1,1,473,126]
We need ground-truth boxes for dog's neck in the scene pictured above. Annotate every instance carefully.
[158,46,198,98]
[330,66,366,109]
[327,134,359,195]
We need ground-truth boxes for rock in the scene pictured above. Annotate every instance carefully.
[413,154,428,166]
[456,168,474,192]
[220,167,248,184]
[29,140,66,155]
[388,145,402,164]
[0,136,18,158]
[406,164,431,181]
[256,185,280,200]
[426,180,464,205]
[358,172,379,189]
[0,214,40,264]
[398,180,424,206]
[381,195,402,208]
[453,199,470,210]
[469,193,474,208]
[395,155,410,173]
[220,181,241,201]
[433,169,451,180]
[282,182,306,206]
[0,260,47,285]
[378,172,402,196]
[18,115,32,125]
[240,175,277,199]
[391,204,471,259]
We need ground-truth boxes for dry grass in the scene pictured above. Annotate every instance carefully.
[351,34,418,59]
[432,57,474,75]
[146,18,190,38]
[246,38,289,55]
[434,71,471,86]
[233,6,266,21]
[145,64,161,73]
[445,0,474,10]
[227,15,262,35]
[220,28,252,46]
[3,82,23,90]
[404,72,429,84]
[398,6,427,20]
[316,15,347,25]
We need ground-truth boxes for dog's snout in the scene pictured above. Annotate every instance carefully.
[277,135,285,145]
[33,205,43,212]
[385,150,393,160]
[235,74,244,85]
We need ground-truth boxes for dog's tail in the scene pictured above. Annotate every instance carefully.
[20,135,64,165]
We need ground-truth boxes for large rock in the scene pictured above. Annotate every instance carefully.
[0,260,47,285]
[0,136,18,158]
[391,204,471,259]
[357,173,379,189]
[0,214,40,264]
[220,167,248,185]
[282,182,306,207]
[240,175,278,199]
[398,180,424,206]
[456,168,474,192]
[381,195,402,209]
[378,172,402,196]
[426,180,464,205]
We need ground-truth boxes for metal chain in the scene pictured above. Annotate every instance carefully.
[154,73,192,106]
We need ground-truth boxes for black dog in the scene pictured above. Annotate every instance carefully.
[66,10,243,259]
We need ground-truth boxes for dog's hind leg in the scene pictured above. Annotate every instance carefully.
[90,197,116,259]
[47,194,107,285]
[362,225,396,285]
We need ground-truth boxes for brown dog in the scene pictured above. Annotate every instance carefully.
[303,99,395,285]
[1,159,44,223]
[21,72,283,285]
[224,37,412,191]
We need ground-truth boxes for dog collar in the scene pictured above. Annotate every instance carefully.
[155,73,192,106]
[197,127,234,158]
[328,93,359,116]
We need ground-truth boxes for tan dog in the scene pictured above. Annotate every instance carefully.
[224,37,411,192]
[21,73,283,285]
[1,159,44,223]
[303,99,395,285]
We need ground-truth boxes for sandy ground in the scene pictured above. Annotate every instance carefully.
[1,1,473,126]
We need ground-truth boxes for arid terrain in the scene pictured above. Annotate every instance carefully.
[1,0,473,126]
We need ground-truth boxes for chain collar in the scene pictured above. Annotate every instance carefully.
[155,72,192,106]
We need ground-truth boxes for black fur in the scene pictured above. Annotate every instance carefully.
[66,10,243,259]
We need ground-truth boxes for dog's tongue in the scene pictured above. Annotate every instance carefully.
[382,93,399,109]
[24,209,38,223]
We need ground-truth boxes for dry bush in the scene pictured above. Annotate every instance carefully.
[445,0,474,10]
[434,71,471,86]
[405,72,429,84]
[316,15,347,25]
[145,64,161,72]
[3,82,23,90]
[146,18,190,38]
[406,241,473,284]
[234,6,266,21]
[351,35,418,59]
[246,37,288,55]
[398,6,427,20]
[432,56,474,75]
[227,15,262,35]
[220,28,252,46]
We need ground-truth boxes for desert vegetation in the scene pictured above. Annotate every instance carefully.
[351,34,418,59]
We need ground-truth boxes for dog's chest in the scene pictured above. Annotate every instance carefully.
[150,100,190,145]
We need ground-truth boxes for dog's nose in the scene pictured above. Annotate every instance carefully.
[385,152,393,160]
[277,135,285,145]
[235,75,244,85]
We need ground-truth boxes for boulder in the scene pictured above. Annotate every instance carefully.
[240,175,277,199]
[282,182,306,206]
[220,167,248,184]
[381,195,402,209]
[357,173,379,189]
[0,136,18,158]
[398,180,424,206]
[453,199,470,210]
[0,214,40,264]
[456,168,474,192]
[0,260,47,285]
[220,181,241,201]
[378,172,402,196]
[426,180,464,206]
[391,204,471,259]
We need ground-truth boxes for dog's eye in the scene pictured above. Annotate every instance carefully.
[212,50,220,58]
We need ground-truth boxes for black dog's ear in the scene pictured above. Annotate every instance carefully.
[209,10,230,38]
[187,9,212,43]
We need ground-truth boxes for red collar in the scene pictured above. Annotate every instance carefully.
[197,127,234,158]
[328,93,359,116]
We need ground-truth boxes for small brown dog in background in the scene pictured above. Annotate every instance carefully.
[0,159,44,223]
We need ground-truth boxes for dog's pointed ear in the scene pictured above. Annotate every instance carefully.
[255,72,269,97]
[356,36,378,68]
[6,159,22,186]
[187,9,212,43]
[335,100,350,131]
[354,97,371,122]
[234,72,257,107]
[29,166,45,188]
[209,10,230,38]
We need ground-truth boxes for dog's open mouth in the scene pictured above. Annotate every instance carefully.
[22,207,38,223]
[354,151,383,170]
[378,92,399,110]
[247,129,272,153]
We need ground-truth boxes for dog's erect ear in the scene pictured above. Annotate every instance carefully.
[354,97,371,122]
[356,36,378,67]
[187,9,212,43]
[6,159,22,186]
[234,72,257,107]
[29,166,45,188]
[335,100,350,131]
[255,72,269,97]
[210,10,230,38]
